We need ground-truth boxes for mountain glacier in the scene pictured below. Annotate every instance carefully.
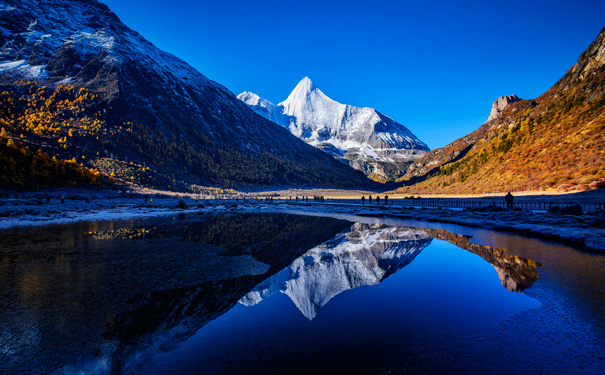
[240,223,432,320]
[238,77,429,181]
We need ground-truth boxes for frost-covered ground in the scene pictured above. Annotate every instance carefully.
[1,189,603,252]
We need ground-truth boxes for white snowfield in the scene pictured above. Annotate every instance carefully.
[238,77,429,178]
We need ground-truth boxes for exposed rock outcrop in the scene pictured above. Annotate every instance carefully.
[487,94,522,122]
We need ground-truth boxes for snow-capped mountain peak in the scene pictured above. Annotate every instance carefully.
[239,77,429,181]
[237,91,269,107]
[292,76,316,93]
[280,76,324,105]
[236,90,289,126]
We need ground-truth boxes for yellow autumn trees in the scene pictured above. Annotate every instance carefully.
[0,81,105,188]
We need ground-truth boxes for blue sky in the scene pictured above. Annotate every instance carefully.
[101,0,604,149]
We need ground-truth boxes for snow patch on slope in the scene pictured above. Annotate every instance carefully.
[0,59,47,79]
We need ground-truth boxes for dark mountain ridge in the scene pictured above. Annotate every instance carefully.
[0,0,377,190]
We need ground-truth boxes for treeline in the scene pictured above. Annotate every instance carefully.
[0,128,102,188]
[117,122,366,188]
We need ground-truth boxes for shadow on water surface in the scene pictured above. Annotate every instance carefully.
[0,212,602,374]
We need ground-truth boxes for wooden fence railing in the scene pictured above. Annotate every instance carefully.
[315,198,605,213]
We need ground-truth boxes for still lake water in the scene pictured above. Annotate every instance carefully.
[0,213,603,374]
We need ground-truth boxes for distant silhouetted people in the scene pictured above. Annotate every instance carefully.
[361,195,365,205]
[384,195,388,205]
[369,195,372,204]
[505,192,514,209]
[376,196,380,205]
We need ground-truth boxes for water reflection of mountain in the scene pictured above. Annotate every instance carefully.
[106,221,542,352]
[95,221,543,374]
[0,213,351,375]
[2,213,544,374]
[423,228,541,292]
[240,223,433,320]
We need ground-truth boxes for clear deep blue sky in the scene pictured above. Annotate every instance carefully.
[101,0,604,149]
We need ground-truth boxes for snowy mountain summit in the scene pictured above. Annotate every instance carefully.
[238,77,429,181]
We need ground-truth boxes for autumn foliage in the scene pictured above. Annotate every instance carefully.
[396,44,605,195]
[0,81,104,188]
[0,129,101,188]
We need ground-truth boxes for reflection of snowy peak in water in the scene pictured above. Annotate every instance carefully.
[240,223,432,320]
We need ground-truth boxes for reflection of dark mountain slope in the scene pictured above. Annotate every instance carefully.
[424,228,541,292]
[241,224,433,320]
[100,213,352,272]
[104,214,351,366]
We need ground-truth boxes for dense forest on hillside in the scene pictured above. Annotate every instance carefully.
[0,128,101,188]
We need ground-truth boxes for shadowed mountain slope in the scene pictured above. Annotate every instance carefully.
[0,0,377,190]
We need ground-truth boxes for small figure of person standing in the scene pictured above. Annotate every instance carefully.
[376,196,380,205]
[361,195,365,205]
[384,195,388,205]
[505,191,514,209]
[369,195,373,204]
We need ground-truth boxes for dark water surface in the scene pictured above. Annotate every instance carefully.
[0,213,603,374]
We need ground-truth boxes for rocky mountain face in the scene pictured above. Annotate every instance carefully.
[240,223,432,320]
[0,0,376,190]
[238,77,429,182]
[396,27,605,194]
[487,95,522,122]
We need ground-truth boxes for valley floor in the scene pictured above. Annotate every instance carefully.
[0,187,603,252]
